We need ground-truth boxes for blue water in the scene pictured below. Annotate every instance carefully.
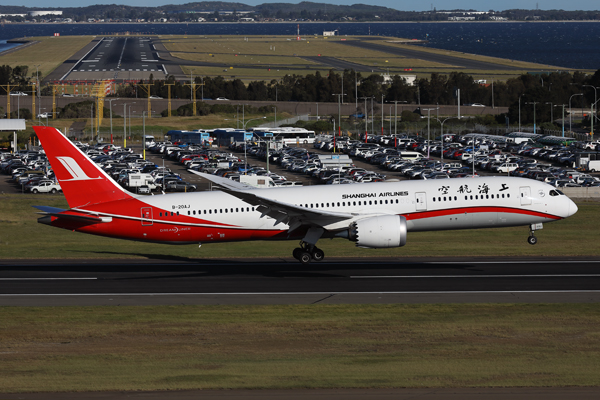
[1,22,599,69]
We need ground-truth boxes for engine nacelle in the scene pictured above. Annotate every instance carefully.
[349,215,407,248]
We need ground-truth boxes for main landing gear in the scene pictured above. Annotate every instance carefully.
[292,241,325,264]
[527,223,543,245]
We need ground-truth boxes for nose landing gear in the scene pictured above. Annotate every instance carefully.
[293,241,325,264]
[527,223,543,245]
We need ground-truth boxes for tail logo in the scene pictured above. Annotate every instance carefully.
[56,156,102,181]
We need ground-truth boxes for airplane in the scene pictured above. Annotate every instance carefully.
[32,126,578,264]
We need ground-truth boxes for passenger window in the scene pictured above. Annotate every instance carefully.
[159,212,162,217]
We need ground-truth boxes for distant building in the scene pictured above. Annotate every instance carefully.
[381,73,417,86]
[323,31,336,36]
[29,11,63,17]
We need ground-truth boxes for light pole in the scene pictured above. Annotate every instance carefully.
[107,98,119,144]
[518,94,524,132]
[142,111,154,160]
[435,117,456,164]
[525,102,538,134]
[554,104,566,137]
[332,93,345,149]
[583,85,598,138]
[381,94,384,135]
[128,105,136,148]
[422,108,437,159]
[360,97,369,142]
[569,93,583,134]
[34,64,40,123]
[242,116,266,173]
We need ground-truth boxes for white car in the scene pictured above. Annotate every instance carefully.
[10,91,28,96]
[216,97,229,101]
[28,181,61,194]
[37,113,49,118]
[150,95,162,99]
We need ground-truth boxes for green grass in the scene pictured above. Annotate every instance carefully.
[0,36,93,80]
[0,194,597,259]
[1,304,599,392]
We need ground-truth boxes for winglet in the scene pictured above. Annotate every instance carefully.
[33,126,133,208]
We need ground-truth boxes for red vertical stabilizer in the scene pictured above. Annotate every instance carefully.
[33,126,133,208]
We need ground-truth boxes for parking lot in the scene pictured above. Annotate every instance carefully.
[4,131,600,199]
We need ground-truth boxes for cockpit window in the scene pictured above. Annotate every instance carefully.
[549,190,563,196]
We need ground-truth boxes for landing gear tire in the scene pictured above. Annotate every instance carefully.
[311,247,325,262]
[527,235,537,245]
[298,251,312,264]
[292,248,303,260]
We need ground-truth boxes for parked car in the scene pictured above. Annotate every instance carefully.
[164,180,196,192]
[27,181,61,194]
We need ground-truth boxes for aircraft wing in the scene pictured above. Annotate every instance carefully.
[190,171,355,232]
[188,170,256,191]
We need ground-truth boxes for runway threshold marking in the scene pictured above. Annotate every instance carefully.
[351,274,600,279]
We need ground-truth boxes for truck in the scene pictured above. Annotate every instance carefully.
[128,173,157,191]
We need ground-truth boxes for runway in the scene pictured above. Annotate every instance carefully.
[1,257,599,306]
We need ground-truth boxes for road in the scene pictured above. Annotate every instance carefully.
[1,257,599,306]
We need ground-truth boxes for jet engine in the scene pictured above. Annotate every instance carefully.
[349,215,407,248]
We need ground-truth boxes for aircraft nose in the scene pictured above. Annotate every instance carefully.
[568,199,578,217]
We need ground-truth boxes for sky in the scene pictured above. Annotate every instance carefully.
[7,1,600,12]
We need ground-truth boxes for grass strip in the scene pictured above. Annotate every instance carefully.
[0,304,599,392]
[0,194,597,259]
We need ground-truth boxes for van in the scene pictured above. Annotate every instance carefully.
[239,175,275,188]
[399,151,425,161]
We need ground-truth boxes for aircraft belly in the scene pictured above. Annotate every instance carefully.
[407,212,473,232]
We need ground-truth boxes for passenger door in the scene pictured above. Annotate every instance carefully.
[415,192,427,211]
[519,186,532,206]
[141,207,153,226]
